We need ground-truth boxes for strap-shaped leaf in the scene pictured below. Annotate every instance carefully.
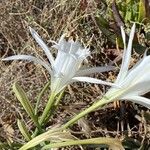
[13,83,42,131]
[138,0,146,22]
[19,129,76,150]
[41,137,124,150]
[13,83,35,119]
[17,119,32,141]
[35,81,50,115]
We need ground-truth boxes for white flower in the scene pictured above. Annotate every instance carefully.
[105,23,150,109]
[2,27,115,95]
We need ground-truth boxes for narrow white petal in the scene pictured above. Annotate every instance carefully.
[121,95,150,109]
[120,55,150,87]
[59,34,67,44]
[52,34,69,52]
[2,55,51,74]
[127,51,150,75]
[121,26,126,50]
[116,23,135,83]
[72,77,117,87]
[76,48,90,59]
[76,66,115,76]
[29,27,54,66]
[122,81,150,96]
[69,40,81,54]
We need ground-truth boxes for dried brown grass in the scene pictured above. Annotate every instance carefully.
[0,0,149,149]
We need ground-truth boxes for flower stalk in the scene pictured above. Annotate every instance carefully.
[31,93,55,138]
[32,91,61,137]
[41,137,124,150]
[62,97,107,129]
[39,92,56,125]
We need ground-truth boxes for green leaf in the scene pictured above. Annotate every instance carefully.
[122,137,141,149]
[19,129,74,150]
[144,112,150,121]
[35,81,50,115]
[0,142,22,149]
[132,42,146,54]
[13,83,42,131]
[17,119,32,141]
[125,10,132,22]
[94,15,117,44]
[13,83,35,119]
[138,0,146,22]
[41,137,124,150]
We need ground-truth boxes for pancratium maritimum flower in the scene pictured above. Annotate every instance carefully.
[105,23,150,109]
[2,27,115,95]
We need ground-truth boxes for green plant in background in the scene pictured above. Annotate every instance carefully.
[94,0,150,54]
[116,0,149,23]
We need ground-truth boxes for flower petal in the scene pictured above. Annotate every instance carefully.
[122,81,150,96]
[72,77,117,87]
[76,66,115,76]
[128,50,149,74]
[52,35,65,49]
[29,27,54,66]
[75,48,90,59]
[120,55,150,88]
[121,26,126,50]
[116,23,135,83]
[69,40,82,54]
[121,95,150,109]
[2,55,51,74]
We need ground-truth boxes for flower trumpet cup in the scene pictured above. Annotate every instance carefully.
[2,27,115,96]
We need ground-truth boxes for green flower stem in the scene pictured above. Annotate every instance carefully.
[35,81,50,115]
[32,118,43,134]
[32,92,57,137]
[41,137,123,149]
[44,91,64,124]
[62,89,125,129]
[54,91,64,107]
[39,92,56,125]
[62,97,107,129]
